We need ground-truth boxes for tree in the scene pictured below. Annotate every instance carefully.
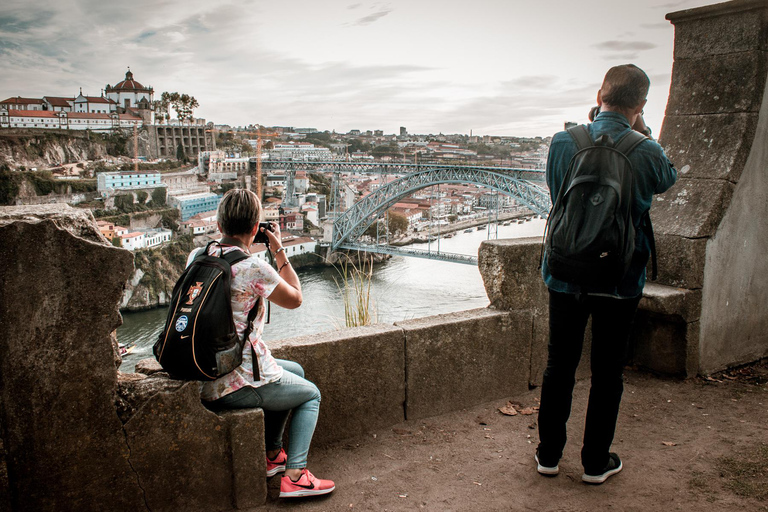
[176,143,187,162]
[157,91,200,122]
[152,187,166,206]
[387,212,409,236]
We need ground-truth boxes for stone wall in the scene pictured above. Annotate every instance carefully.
[0,205,266,511]
[654,0,768,372]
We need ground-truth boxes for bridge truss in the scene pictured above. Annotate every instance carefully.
[261,161,551,264]
[330,166,551,251]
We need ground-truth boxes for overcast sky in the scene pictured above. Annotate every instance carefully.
[1,0,717,137]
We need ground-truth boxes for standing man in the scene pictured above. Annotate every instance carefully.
[536,64,677,484]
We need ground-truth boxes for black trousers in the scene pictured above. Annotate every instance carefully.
[537,290,641,472]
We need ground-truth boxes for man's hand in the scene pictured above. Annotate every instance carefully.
[632,114,652,138]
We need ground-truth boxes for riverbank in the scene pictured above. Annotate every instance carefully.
[391,210,538,246]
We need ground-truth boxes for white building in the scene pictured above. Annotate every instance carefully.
[105,69,154,122]
[120,232,146,251]
[141,228,173,248]
[73,91,117,114]
[248,236,317,263]
[0,110,142,132]
[271,142,332,161]
[266,173,286,188]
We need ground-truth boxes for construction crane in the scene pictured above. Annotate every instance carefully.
[205,127,280,200]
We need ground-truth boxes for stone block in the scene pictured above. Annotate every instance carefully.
[0,212,144,511]
[398,308,531,421]
[221,409,268,510]
[640,283,702,323]
[666,51,766,115]
[667,0,768,58]
[631,313,699,378]
[659,113,758,182]
[530,311,549,387]
[653,234,708,290]
[652,178,735,239]
[123,382,266,511]
[271,324,406,445]
[478,237,548,313]
[135,357,165,375]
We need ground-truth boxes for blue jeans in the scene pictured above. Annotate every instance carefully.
[209,359,321,469]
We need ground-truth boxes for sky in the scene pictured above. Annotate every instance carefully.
[0,0,719,137]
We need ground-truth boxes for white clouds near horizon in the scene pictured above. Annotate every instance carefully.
[0,0,717,137]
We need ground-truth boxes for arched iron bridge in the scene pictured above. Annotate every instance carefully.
[261,161,551,264]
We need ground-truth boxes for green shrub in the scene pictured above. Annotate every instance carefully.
[151,187,167,206]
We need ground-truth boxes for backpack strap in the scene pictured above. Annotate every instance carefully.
[613,130,657,280]
[641,212,658,281]
[219,246,264,377]
[567,125,594,150]
[614,130,647,157]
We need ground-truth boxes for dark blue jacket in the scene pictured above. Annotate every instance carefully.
[542,111,677,298]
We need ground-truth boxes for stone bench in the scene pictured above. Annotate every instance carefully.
[117,360,268,511]
[632,283,702,377]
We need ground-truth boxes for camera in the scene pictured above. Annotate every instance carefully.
[253,222,275,245]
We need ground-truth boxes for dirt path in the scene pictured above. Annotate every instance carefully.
[260,361,768,511]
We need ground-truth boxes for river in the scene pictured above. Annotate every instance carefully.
[117,218,546,371]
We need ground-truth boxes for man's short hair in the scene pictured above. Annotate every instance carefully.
[217,188,261,236]
[601,64,650,109]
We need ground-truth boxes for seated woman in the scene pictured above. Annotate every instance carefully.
[196,188,334,499]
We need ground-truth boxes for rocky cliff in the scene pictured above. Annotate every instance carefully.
[121,236,194,311]
[0,131,126,170]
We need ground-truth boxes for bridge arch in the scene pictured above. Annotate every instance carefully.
[332,166,551,250]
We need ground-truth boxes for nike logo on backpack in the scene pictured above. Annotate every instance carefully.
[180,335,190,339]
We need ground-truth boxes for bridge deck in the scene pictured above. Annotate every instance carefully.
[338,242,478,265]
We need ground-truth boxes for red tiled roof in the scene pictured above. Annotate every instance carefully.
[1,97,44,105]
[69,112,112,120]
[7,109,59,118]
[109,71,151,92]
[79,96,116,104]
[44,96,74,107]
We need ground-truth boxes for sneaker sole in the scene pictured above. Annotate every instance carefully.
[266,465,286,477]
[535,453,559,476]
[279,486,335,498]
[582,461,623,484]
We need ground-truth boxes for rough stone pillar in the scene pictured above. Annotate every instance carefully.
[479,237,563,387]
[655,0,768,372]
[0,205,145,511]
[0,205,268,511]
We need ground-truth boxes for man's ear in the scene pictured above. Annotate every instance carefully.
[596,89,603,106]
[634,99,647,115]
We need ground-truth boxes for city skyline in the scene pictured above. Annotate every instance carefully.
[1,0,717,137]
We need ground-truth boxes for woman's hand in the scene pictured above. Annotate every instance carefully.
[263,221,282,250]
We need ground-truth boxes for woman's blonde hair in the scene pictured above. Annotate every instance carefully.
[217,188,262,236]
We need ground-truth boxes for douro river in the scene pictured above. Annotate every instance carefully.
[118,219,546,371]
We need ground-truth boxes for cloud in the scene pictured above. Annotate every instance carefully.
[351,9,392,26]
[348,3,362,9]
[593,41,658,52]
[640,22,671,29]
[502,75,560,90]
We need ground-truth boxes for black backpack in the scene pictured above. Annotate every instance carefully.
[544,125,651,288]
[153,239,260,381]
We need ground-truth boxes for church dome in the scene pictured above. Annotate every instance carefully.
[109,70,151,91]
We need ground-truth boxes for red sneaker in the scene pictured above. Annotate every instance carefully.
[279,469,335,498]
[266,449,287,477]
